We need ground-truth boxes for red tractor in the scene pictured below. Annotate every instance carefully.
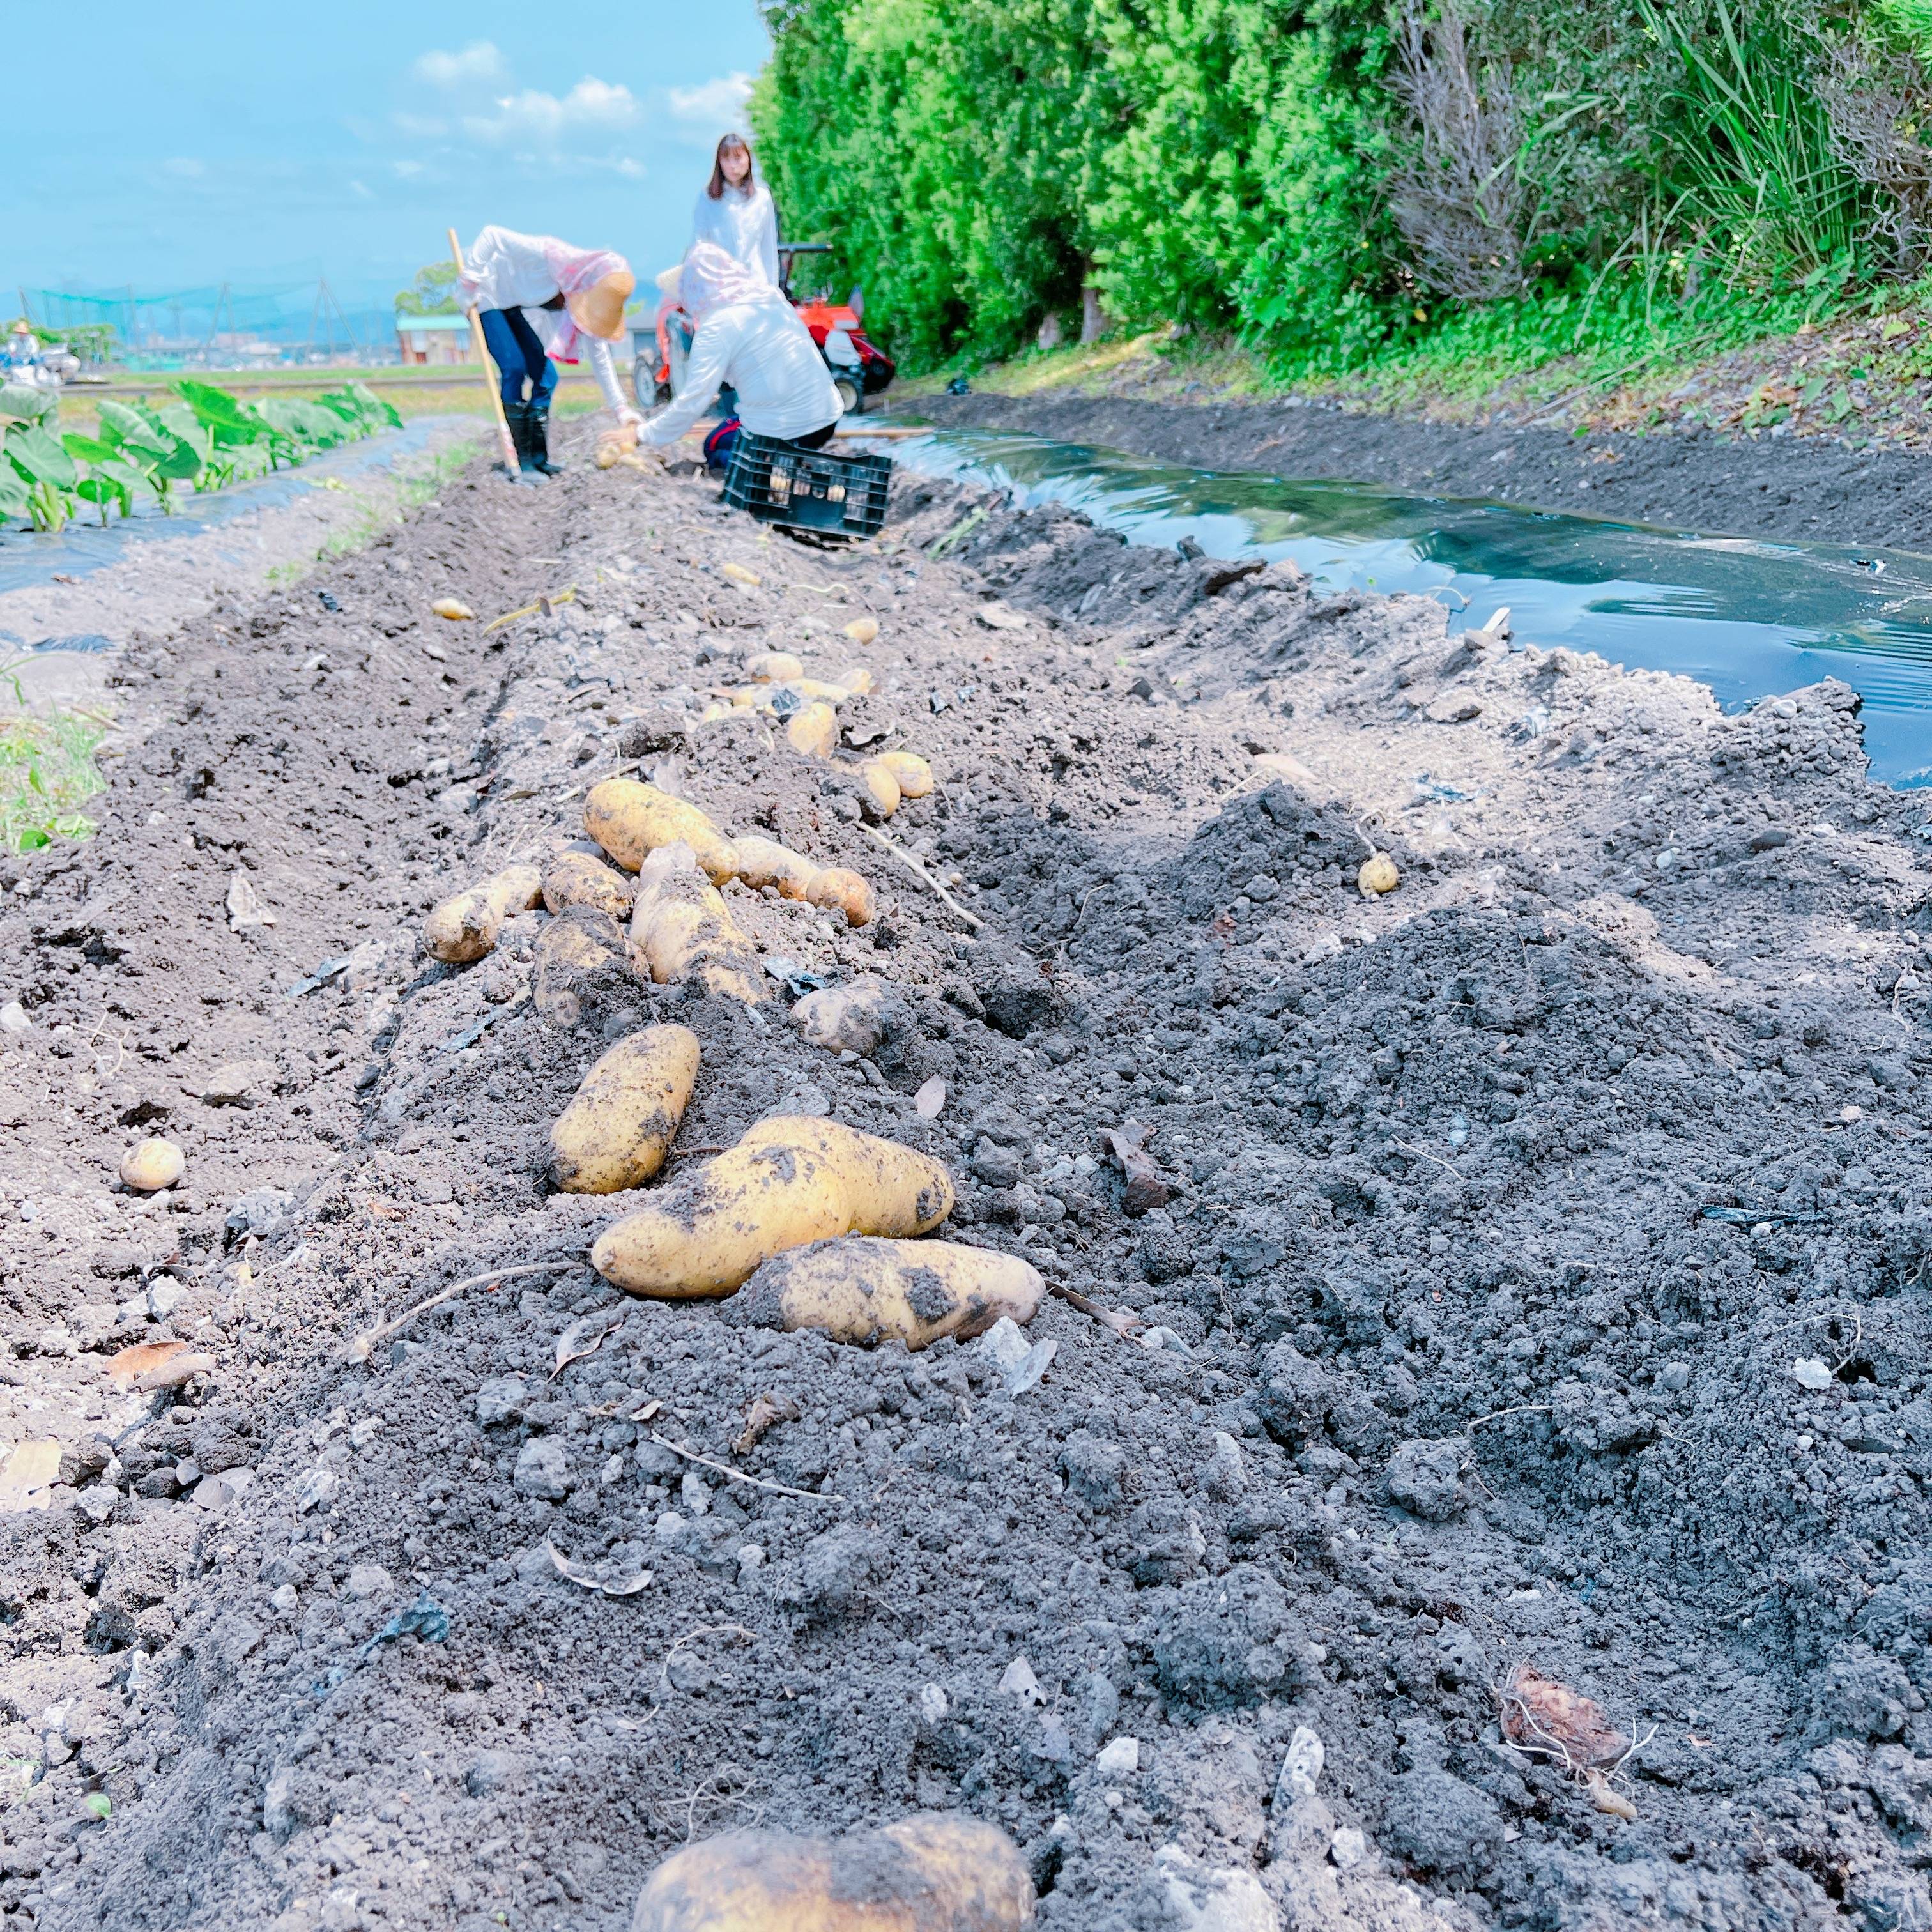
[636,243,895,417]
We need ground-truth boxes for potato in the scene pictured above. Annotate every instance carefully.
[843,615,880,646]
[591,1115,954,1297]
[808,866,877,928]
[792,979,889,1057]
[1358,852,1400,896]
[542,847,635,920]
[533,905,632,1027]
[423,863,542,964]
[585,778,740,885]
[549,1024,701,1194]
[119,1137,185,1193]
[875,751,933,800]
[787,702,839,759]
[700,702,733,723]
[730,1237,1046,1349]
[629,843,766,1004]
[594,442,622,470]
[858,760,902,820]
[734,834,820,901]
[632,1814,1034,1932]
[837,665,876,696]
[745,650,804,683]
[431,597,473,620]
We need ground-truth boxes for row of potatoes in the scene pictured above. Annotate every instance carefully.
[420,677,1046,1358]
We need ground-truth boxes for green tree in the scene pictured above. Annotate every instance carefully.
[395,262,461,316]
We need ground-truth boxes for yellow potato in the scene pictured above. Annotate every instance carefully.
[591,1116,955,1298]
[542,848,634,920]
[836,666,876,695]
[859,760,902,820]
[808,866,877,928]
[733,834,820,901]
[843,615,880,646]
[632,1814,1034,1932]
[119,1137,185,1193]
[629,843,766,1004]
[792,980,889,1056]
[875,751,933,799]
[721,561,761,588]
[732,1237,1046,1349]
[700,702,734,723]
[422,863,542,965]
[431,597,473,621]
[585,778,740,885]
[1358,852,1400,896]
[787,702,838,759]
[549,1024,701,1194]
[594,443,622,470]
[745,650,804,683]
[533,905,631,1027]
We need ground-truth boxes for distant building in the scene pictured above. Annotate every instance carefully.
[395,312,470,365]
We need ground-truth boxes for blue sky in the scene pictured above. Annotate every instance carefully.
[4,4,770,318]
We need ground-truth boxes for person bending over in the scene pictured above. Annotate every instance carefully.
[636,243,841,470]
[458,226,641,477]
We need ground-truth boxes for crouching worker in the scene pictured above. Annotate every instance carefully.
[635,242,841,473]
[457,226,643,477]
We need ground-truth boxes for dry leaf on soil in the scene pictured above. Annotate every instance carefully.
[1499,1662,1627,1771]
[553,1306,627,1377]
[0,1440,62,1512]
[107,1338,188,1388]
[914,1076,947,1119]
[545,1537,652,1598]
[735,1392,801,1454]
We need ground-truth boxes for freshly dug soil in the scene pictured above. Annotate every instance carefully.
[919,389,1932,552]
[6,426,1932,1932]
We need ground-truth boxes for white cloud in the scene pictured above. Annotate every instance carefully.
[392,160,425,180]
[414,41,507,89]
[668,72,755,126]
[463,77,639,146]
[162,157,204,179]
[349,180,374,200]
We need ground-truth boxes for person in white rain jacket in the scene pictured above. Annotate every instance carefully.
[690,134,779,287]
[638,243,843,469]
[457,226,641,478]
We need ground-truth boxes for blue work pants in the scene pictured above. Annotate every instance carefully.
[479,307,557,409]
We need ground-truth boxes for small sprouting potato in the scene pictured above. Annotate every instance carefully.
[843,615,880,646]
[533,905,632,1027]
[807,866,877,928]
[793,677,856,703]
[431,597,474,620]
[836,665,876,695]
[590,1115,956,1298]
[629,843,767,1004]
[875,751,933,800]
[119,1137,185,1193]
[733,835,820,901]
[631,1813,1035,1932]
[584,778,740,885]
[792,979,889,1057]
[728,687,762,709]
[548,1024,701,1194]
[744,650,804,683]
[423,863,542,964]
[730,1236,1046,1349]
[542,847,634,919]
[857,760,902,820]
[787,702,838,759]
[593,442,622,470]
[1358,852,1400,896]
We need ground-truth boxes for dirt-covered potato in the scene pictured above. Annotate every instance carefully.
[733,834,820,901]
[807,866,877,928]
[744,650,804,683]
[843,615,880,646]
[533,905,632,1027]
[858,760,902,820]
[631,1814,1035,1932]
[1358,852,1400,896]
[787,702,839,759]
[629,843,766,1004]
[730,1237,1045,1349]
[585,778,740,885]
[549,1024,701,1193]
[423,863,542,965]
[542,847,635,919]
[119,1137,185,1193]
[876,751,934,799]
[591,1115,955,1297]
[792,979,889,1056]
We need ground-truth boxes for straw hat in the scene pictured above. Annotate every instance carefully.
[9,319,31,335]
[656,265,684,302]
[565,269,636,342]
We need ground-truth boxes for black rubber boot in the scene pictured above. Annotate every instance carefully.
[527,405,565,477]
[502,401,546,480]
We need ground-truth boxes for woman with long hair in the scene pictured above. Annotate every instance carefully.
[691,132,779,287]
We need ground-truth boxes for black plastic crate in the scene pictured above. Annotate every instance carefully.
[722,431,891,540]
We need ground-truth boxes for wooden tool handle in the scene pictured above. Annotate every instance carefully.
[448,227,519,473]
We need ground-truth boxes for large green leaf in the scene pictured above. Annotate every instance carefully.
[61,432,120,466]
[153,436,203,483]
[157,405,213,464]
[176,378,261,435]
[98,399,176,460]
[5,424,77,489]
[0,465,29,519]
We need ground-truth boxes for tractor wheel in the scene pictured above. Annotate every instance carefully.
[833,374,862,417]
